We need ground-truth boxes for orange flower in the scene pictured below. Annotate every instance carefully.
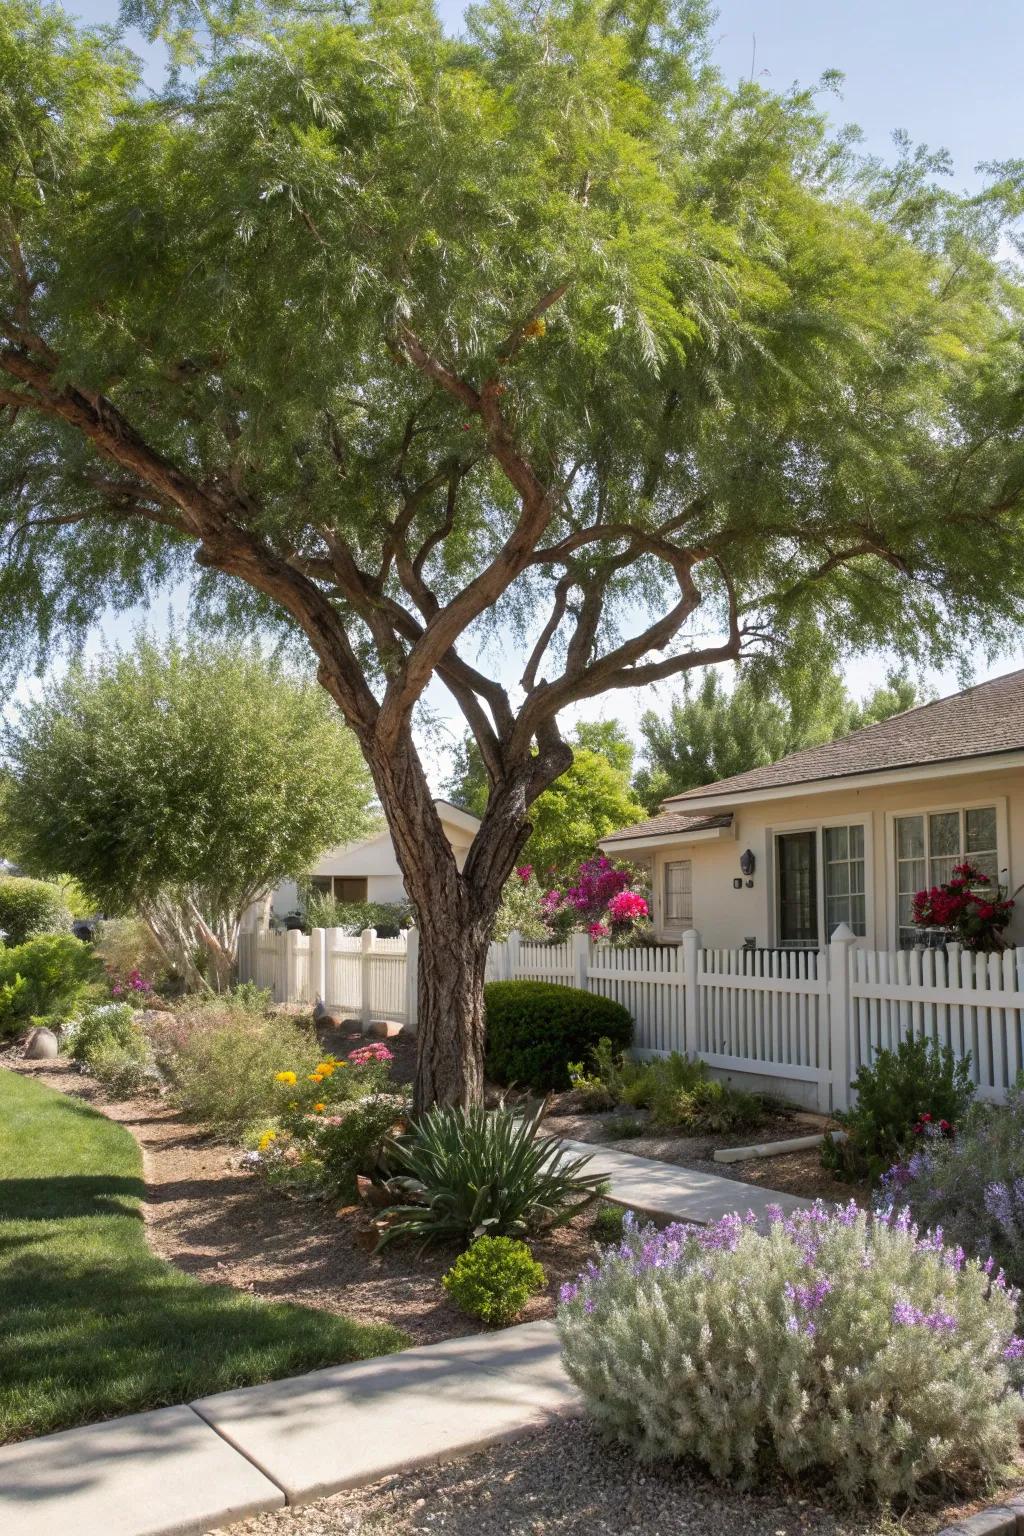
[313,1102,326,1113]
[308,1073,324,1083]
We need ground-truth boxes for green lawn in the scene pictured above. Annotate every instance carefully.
[0,1068,408,1442]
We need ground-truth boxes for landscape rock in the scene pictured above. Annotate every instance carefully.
[313,998,348,1028]
[24,1027,59,1060]
[366,1019,403,1039]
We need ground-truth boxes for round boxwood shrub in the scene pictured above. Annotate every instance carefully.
[0,876,71,946]
[484,980,632,1092]
[443,1236,546,1326]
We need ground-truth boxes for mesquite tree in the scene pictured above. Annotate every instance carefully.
[2,0,1023,1107]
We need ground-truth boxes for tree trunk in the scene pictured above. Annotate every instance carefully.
[358,726,536,1113]
[413,903,491,1110]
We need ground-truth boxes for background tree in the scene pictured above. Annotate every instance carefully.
[634,665,923,808]
[446,722,645,873]
[0,636,375,987]
[2,0,1023,1106]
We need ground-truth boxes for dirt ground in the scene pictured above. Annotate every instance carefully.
[6,1052,601,1346]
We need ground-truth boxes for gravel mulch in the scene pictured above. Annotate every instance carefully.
[211,1414,1024,1536]
[6,1054,601,1347]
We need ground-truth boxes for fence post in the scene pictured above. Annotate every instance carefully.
[285,927,301,1005]
[828,923,857,1113]
[681,928,700,1057]
[405,926,419,1033]
[360,928,375,1027]
[571,931,589,991]
[312,927,327,1005]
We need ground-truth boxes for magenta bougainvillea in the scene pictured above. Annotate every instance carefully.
[541,855,650,943]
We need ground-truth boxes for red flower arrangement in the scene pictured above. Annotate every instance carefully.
[911,861,1016,951]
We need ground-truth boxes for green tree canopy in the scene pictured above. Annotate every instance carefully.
[447,723,645,873]
[1,0,1022,1103]
[634,666,924,808]
[0,636,375,985]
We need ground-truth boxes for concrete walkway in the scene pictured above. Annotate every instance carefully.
[559,1137,808,1223]
[0,1154,805,1536]
[0,1321,577,1536]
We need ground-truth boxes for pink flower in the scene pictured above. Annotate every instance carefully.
[348,1043,394,1065]
[607,890,649,923]
[588,921,610,938]
[516,865,533,882]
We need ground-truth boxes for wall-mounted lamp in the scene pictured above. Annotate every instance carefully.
[739,849,756,877]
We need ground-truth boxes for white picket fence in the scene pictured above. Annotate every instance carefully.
[237,926,418,1029]
[239,924,1024,1112]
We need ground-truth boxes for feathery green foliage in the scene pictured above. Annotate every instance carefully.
[1,634,375,985]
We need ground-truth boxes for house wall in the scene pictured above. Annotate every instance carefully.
[645,765,1024,950]
[268,819,476,921]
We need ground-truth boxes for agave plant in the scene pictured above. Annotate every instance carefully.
[375,1100,606,1247]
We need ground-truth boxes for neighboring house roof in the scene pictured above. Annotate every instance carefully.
[662,669,1024,806]
[603,811,734,844]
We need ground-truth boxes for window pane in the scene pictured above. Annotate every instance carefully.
[966,807,997,855]
[824,825,848,861]
[930,855,959,888]
[897,858,926,896]
[851,893,867,933]
[826,861,850,897]
[826,895,850,931]
[849,824,865,860]
[777,832,818,945]
[664,860,692,924]
[972,851,999,883]
[929,812,961,858]
[897,816,925,860]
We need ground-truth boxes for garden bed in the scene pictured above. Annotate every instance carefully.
[6,1057,605,1351]
[215,1414,1024,1536]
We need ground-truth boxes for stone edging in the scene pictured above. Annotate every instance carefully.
[937,1499,1024,1535]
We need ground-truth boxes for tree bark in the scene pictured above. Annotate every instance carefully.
[355,720,548,1112]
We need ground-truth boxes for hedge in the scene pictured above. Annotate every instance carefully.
[484,980,632,1093]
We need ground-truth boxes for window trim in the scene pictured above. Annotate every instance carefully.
[766,816,873,949]
[884,795,1009,949]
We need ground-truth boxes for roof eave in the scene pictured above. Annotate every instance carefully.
[598,824,737,854]
[661,748,1024,812]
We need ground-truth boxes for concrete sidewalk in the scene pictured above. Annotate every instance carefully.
[0,1322,578,1536]
[559,1137,808,1223]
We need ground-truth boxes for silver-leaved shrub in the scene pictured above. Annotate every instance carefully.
[558,1203,1023,1500]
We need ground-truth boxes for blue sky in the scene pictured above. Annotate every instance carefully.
[16,0,1024,778]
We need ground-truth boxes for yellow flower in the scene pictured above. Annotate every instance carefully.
[258,1130,277,1151]
[275,1071,297,1084]
[313,1102,326,1113]
[308,1073,324,1083]
[315,1062,335,1076]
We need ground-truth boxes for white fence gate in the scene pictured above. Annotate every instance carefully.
[239,923,1024,1112]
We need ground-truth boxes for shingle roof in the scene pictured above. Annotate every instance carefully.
[602,811,734,843]
[663,668,1024,805]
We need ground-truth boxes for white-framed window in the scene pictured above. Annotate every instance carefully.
[823,823,867,937]
[774,822,869,947]
[894,805,998,947]
[664,859,693,926]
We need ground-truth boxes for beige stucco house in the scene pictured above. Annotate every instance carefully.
[600,671,1024,952]
[268,799,481,922]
